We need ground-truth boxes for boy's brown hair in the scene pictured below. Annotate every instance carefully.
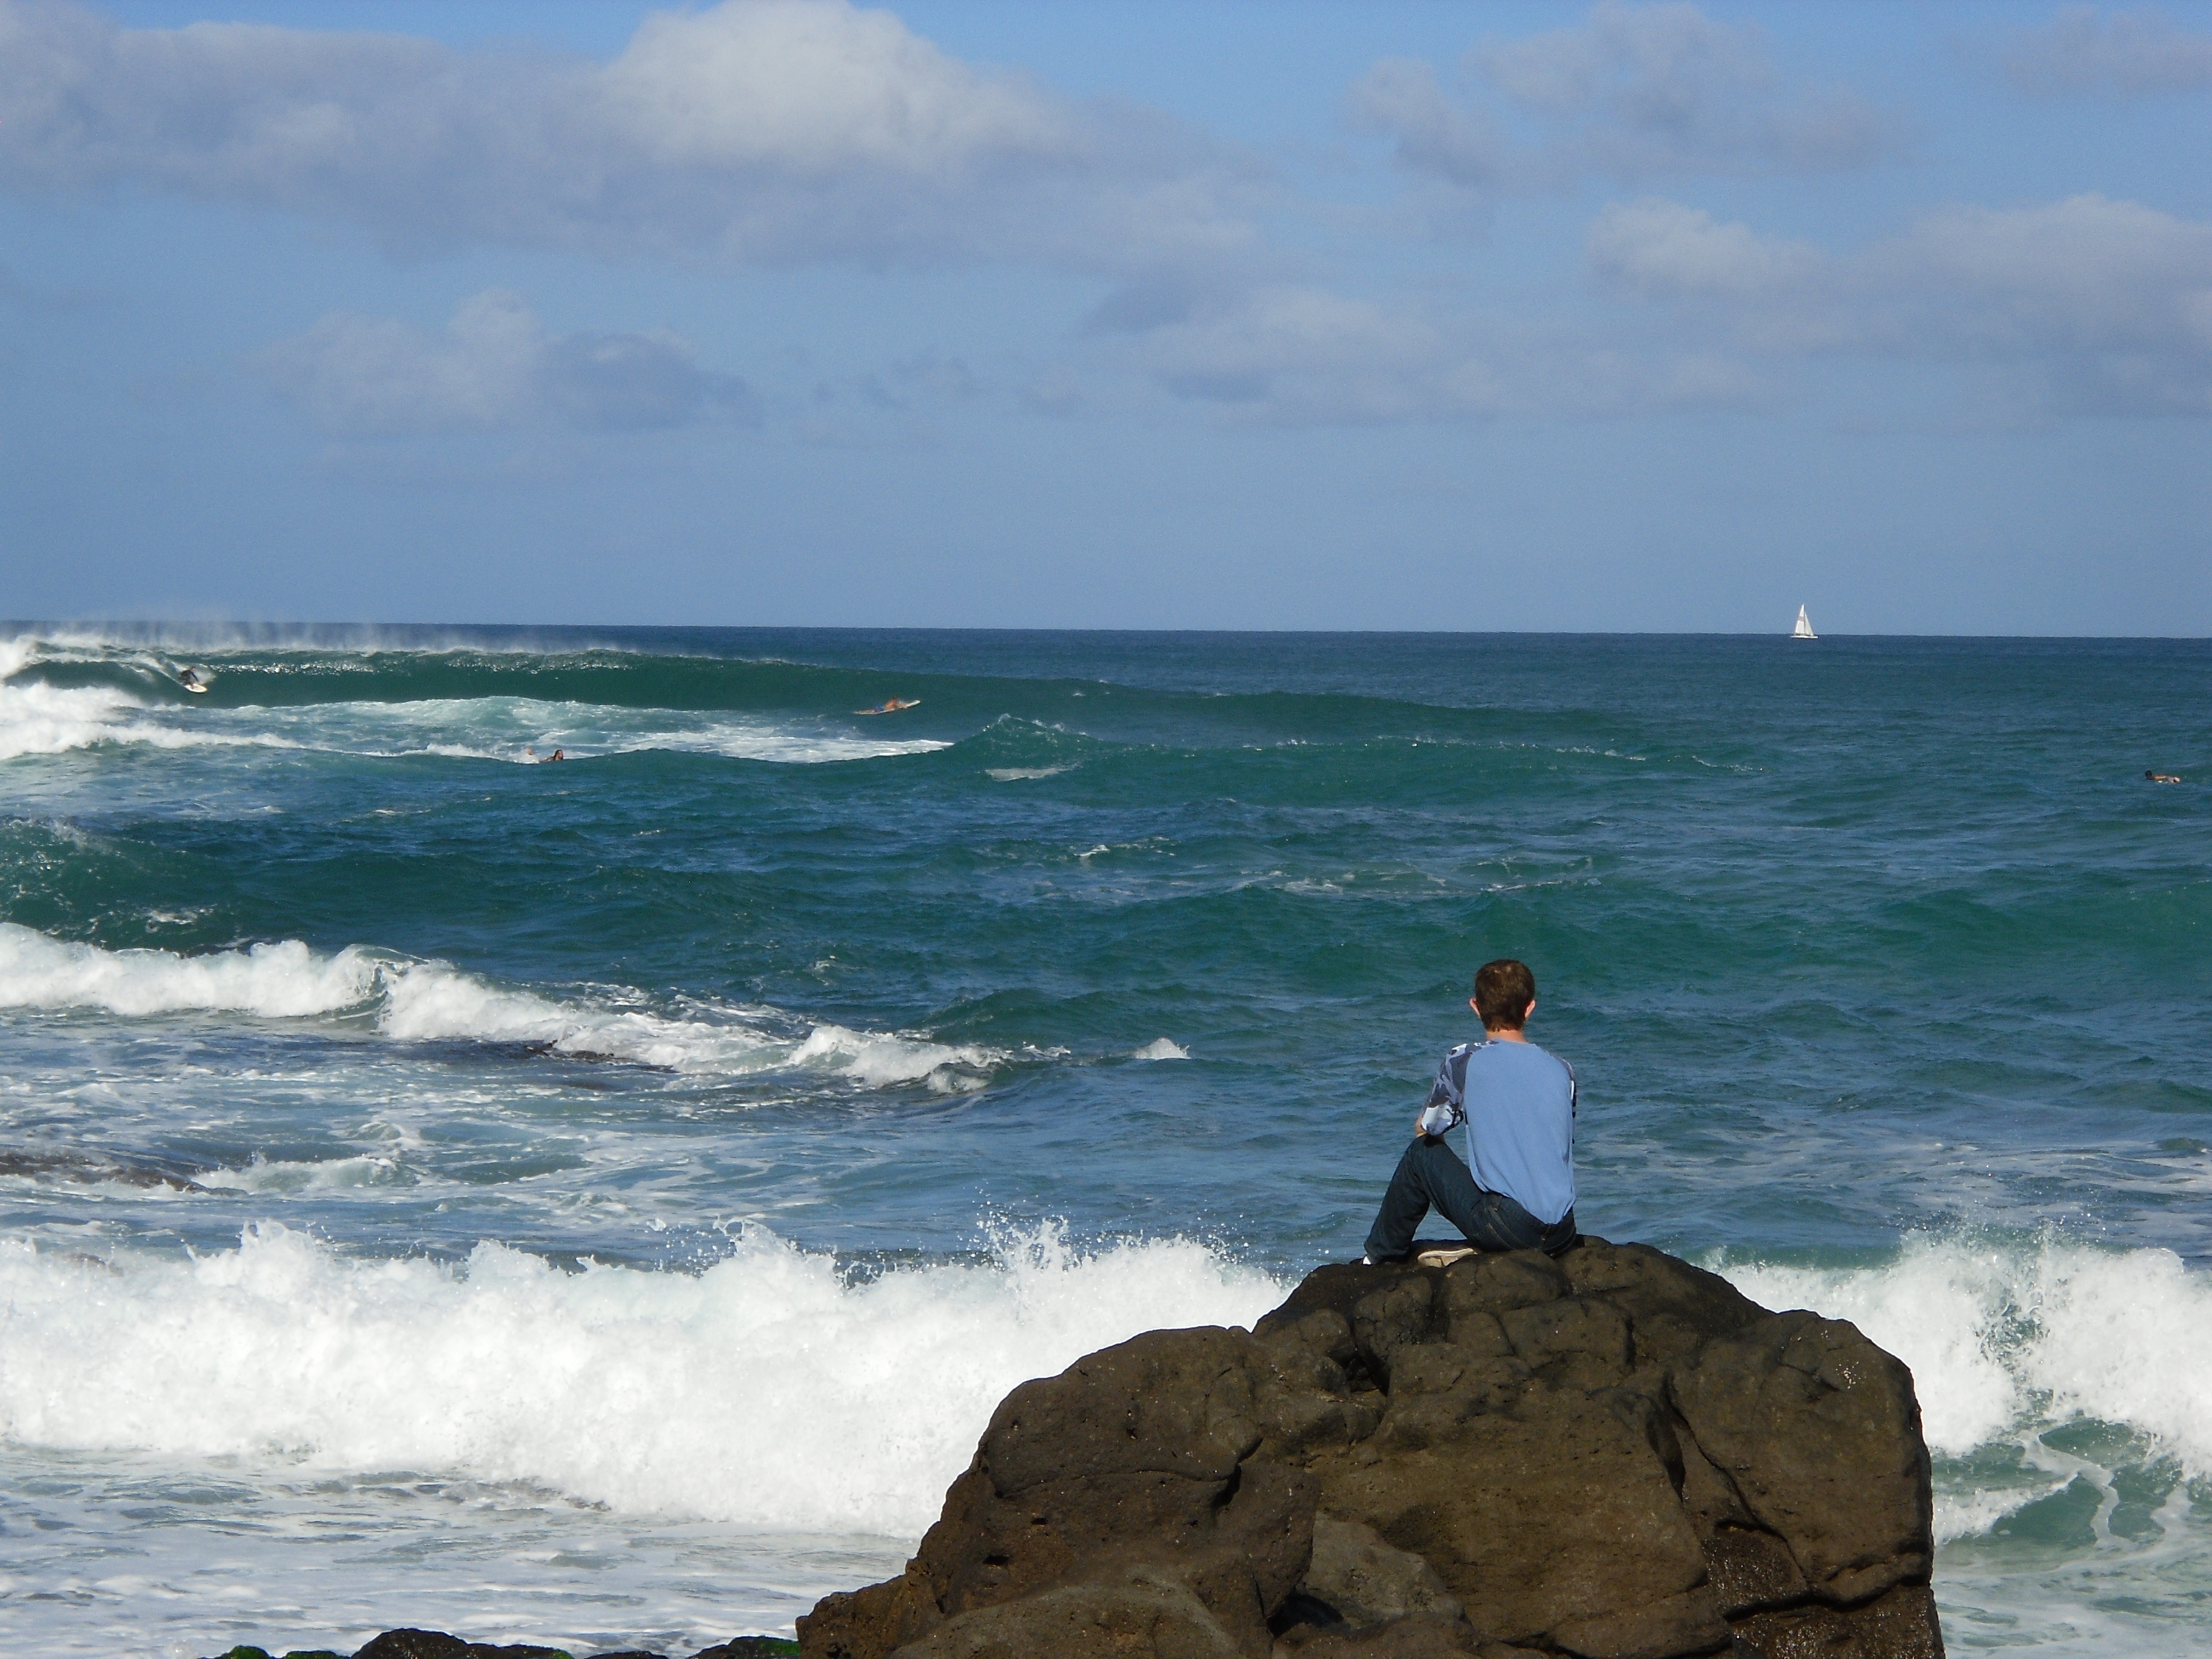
[1473,959,1537,1030]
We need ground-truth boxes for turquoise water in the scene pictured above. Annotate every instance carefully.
[0,627,2207,1655]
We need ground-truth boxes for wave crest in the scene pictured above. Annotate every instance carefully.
[0,925,381,1018]
[0,1222,1287,1533]
[0,923,1000,1088]
[0,633,951,766]
[1717,1236,2212,1543]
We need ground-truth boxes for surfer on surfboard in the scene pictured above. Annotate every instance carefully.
[856,698,920,715]
[177,667,210,694]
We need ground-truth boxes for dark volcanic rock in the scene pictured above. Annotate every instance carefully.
[353,1635,569,1659]
[798,1238,1943,1659]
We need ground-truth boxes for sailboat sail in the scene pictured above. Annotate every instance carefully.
[1792,605,1817,640]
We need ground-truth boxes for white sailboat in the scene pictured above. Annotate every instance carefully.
[1791,605,1817,640]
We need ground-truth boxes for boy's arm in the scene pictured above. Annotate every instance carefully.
[1415,1050,1467,1137]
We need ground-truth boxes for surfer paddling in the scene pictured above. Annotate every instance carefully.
[1362,958,1577,1264]
[856,697,920,716]
[2147,770,2181,784]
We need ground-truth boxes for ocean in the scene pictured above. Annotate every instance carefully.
[0,625,2205,1656]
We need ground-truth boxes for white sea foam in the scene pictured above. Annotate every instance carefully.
[1131,1038,1190,1060]
[198,1155,411,1195]
[0,924,381,1018]
[286,697,948,766]
[0,676,219,762]
[0,924,1001,1088]
[17,1223,2203,1554]
[786,1022,1004,1092]
[0,636,257,759]
[377,964,999,1087]
[0,691,945,768]
[645,717,949,765]
[0,1222,1287,1535]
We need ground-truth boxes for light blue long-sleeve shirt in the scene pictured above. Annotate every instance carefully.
[1416,1037,1578,1225]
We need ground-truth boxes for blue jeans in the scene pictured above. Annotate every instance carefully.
[1364,1134,1577,1260]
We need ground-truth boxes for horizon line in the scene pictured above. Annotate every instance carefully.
[6,619,2210,643]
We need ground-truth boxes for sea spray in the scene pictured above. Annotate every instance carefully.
[10,1216,2209,1548]
[0,1222,1287,1535]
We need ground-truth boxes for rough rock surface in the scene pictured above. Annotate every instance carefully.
[798,1238,1941,1659]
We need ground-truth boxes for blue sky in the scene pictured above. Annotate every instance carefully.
[2,0,2208,632]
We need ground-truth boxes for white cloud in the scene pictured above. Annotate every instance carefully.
[1129,283,1764,425]
[1145,286,1467,417]
[259,291,756,435]
[1586,198,1820,299]
[1122,190,2212,427]
[1588,192,2212,415]
[594,2,1066,175]
[2001,7,2212,98]
[0,0,1255,272]
[1348,0,1893,195]
[1343,58,1511,190]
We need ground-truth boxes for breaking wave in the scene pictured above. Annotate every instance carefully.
[0,634,948,766]
[0,1222,1286,1535]
[3,1222,2206,1555]
[0,923,1001,1090]
[1715,1236,2212,1543]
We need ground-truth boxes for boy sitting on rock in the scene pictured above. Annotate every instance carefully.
[1363,957,1579,1262]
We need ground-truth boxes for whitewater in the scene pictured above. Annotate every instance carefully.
[1,626,2207,1656]
[0,923,1007,1088]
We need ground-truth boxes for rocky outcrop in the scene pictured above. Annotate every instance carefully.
[798,1239,1941,1659]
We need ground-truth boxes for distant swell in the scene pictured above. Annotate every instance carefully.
[0,924,1001,1090]
[0,634,950,766]
[0,1223,1287,1535]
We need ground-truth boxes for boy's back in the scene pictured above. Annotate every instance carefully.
[1447,1039,1575,1228]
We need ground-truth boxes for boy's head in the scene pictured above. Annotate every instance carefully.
[1472,959,1537,1031]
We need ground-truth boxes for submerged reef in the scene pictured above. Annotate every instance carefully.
[797,1238,1943,1659]
[206,1633,798,1658]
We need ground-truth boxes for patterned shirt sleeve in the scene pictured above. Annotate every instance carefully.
[1421,1045,1470,1133]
